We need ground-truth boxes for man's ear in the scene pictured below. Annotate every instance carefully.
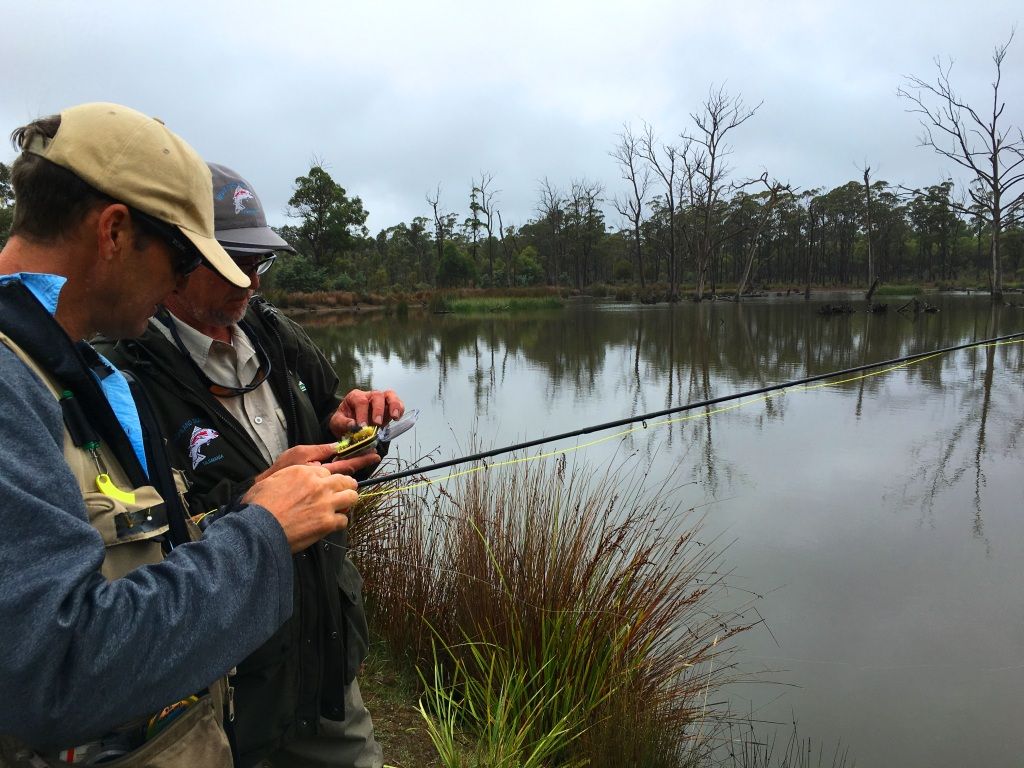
[94,203,132,263]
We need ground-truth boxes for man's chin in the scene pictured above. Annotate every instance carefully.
[221,295,252,326]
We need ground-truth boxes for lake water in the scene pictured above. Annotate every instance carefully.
[302,293,1024,767]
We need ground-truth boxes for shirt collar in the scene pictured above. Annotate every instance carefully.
[152,312,254,367]
[0,272,67,316]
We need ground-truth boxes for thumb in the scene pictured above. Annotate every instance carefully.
[306,442,345,463]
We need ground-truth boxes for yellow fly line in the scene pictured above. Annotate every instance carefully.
[360,337,1024,499]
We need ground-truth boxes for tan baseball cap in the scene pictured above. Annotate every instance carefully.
[24,102,250,288]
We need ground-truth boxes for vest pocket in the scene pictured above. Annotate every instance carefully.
[100,693,231,768]
[83,485,169,580]
[1,695,231,768]
[84,485,170,545]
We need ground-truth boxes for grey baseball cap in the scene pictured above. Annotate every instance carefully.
[209,162,295,254]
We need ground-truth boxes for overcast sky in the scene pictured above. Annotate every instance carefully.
[3,1,1021,233]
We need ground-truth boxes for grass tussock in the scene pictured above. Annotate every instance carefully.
[353,456,750,767]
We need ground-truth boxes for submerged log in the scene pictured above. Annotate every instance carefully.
[896,297,939,315]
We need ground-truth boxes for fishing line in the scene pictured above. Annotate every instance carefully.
[359,331,1024,497]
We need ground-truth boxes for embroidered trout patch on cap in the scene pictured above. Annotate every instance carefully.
[215,181,258,217]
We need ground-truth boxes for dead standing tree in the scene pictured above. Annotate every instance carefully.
[611,124,651,289]
[427,185,457,282]
[679,86,761,301]
[859,163,878,298]
[640,123,681,299]
[475,173,499,286]
[898,32,1024,303]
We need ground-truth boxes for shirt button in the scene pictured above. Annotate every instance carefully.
[254,416,263,425]
[330,631,339,640]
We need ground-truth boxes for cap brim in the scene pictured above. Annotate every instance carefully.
[180,227,251,288]
[214,225,296,253]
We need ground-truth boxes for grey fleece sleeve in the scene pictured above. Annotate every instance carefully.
[0,346,294,748]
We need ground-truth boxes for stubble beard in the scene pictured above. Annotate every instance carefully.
[187,291,252,329]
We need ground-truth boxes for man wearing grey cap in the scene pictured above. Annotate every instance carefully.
[0,104,360,766]
[104,163,398,768]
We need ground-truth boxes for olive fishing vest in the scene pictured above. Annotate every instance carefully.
[0,282,232,768]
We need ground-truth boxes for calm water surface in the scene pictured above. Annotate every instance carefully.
[302,294,1024,767]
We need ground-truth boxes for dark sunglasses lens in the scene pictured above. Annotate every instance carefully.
[131,208,202,276]
[177,252,203,276]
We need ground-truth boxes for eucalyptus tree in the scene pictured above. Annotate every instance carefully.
[286,163,369,269]
[495,210,520,286]
[908,182,962,281]
[898,32,1024,301]
[564,178,605,289]
[731,177,791,300]
[465,183,482,275]
[536,178,566,284]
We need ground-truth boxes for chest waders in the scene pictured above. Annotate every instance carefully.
[0,282,233,768]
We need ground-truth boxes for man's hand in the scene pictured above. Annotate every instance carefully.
[243,465,358,553]
[329,388,405,437]
[254,443,380,482]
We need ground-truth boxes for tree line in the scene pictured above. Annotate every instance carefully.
[1,38,1020,301]
[266,38,1024,303]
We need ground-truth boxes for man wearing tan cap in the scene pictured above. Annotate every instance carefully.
[0,103,360,767]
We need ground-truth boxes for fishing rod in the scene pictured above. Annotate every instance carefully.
[358,330,1024,490]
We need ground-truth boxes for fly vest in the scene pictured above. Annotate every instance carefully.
[0,282,232,768]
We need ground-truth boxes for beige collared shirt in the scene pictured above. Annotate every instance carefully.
[156,316,289,466]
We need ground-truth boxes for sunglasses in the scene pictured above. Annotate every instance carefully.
[200,250,277,278]
[157,308,272,398]
[128,207,205,277]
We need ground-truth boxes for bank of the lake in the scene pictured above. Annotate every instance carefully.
[270,281,1024,321]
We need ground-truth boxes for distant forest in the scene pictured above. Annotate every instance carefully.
[2,42,1021,301]
[268,160,1021,298]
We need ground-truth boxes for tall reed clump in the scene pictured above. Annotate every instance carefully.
[354,456,751,767]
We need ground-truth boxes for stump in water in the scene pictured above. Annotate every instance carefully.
[866,278,880,302]
[817,303,856,316]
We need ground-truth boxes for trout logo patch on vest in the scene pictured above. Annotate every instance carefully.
[188,426,220,469]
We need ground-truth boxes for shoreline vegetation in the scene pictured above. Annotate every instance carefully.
[349,457,852,768]
[268,280,1023,318]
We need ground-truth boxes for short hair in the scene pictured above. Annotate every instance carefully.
[9,114,114,242]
